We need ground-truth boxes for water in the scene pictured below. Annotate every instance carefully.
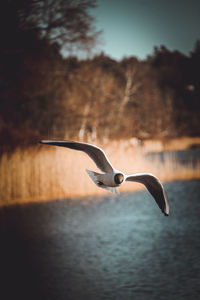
[146,149,200,167]
[0,180,200,300]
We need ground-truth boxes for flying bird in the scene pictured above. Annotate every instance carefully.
[39,140,169,216]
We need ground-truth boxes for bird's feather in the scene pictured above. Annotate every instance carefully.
[39,140,114,173]
[126,173,169,216]
[39,140,169,216]
[86,169,119,194]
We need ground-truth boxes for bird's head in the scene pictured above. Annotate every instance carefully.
[114,173,124,185]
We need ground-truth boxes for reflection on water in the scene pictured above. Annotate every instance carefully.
[0,180,200,300]
[146,149,200,167]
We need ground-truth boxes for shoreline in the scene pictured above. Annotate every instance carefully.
[1,178,200,209]
[0,137,200,207]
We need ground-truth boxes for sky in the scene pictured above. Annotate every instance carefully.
[91,0,200,60]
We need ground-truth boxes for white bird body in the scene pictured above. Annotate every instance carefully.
[97,172,117,187]
[39,140,169,216]
[96,171,125,187]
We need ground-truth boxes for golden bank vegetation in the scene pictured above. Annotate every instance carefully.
[0,139,200,207]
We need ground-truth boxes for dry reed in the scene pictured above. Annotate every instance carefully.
[142,137,200,152]
[0,139,199,207]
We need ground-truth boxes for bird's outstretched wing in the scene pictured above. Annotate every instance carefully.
[39,140,114,173]
[125,173,169,216]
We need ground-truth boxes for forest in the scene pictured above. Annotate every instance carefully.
[0,0,200,153]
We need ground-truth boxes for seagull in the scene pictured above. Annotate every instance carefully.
[39,140,169,216]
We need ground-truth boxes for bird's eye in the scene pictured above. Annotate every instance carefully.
[114,173,124,184]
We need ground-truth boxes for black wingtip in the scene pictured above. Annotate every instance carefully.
[164,212,169,216]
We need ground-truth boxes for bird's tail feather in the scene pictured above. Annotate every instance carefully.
[86,169,119,195]
[86,169,101,184]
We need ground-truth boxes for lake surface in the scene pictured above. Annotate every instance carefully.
[0,180,200,300]
[146,148,200,167]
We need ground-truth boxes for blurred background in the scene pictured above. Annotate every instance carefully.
[0,1,200,300]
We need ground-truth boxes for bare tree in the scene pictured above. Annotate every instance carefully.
[0,0,100,53]
[119,66,141,115]
[37,0,100,51]
[113,64,141,137]
[78,103,90,140]
[65,62,119,141]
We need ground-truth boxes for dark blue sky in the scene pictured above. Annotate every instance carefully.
[92,0,200,60]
